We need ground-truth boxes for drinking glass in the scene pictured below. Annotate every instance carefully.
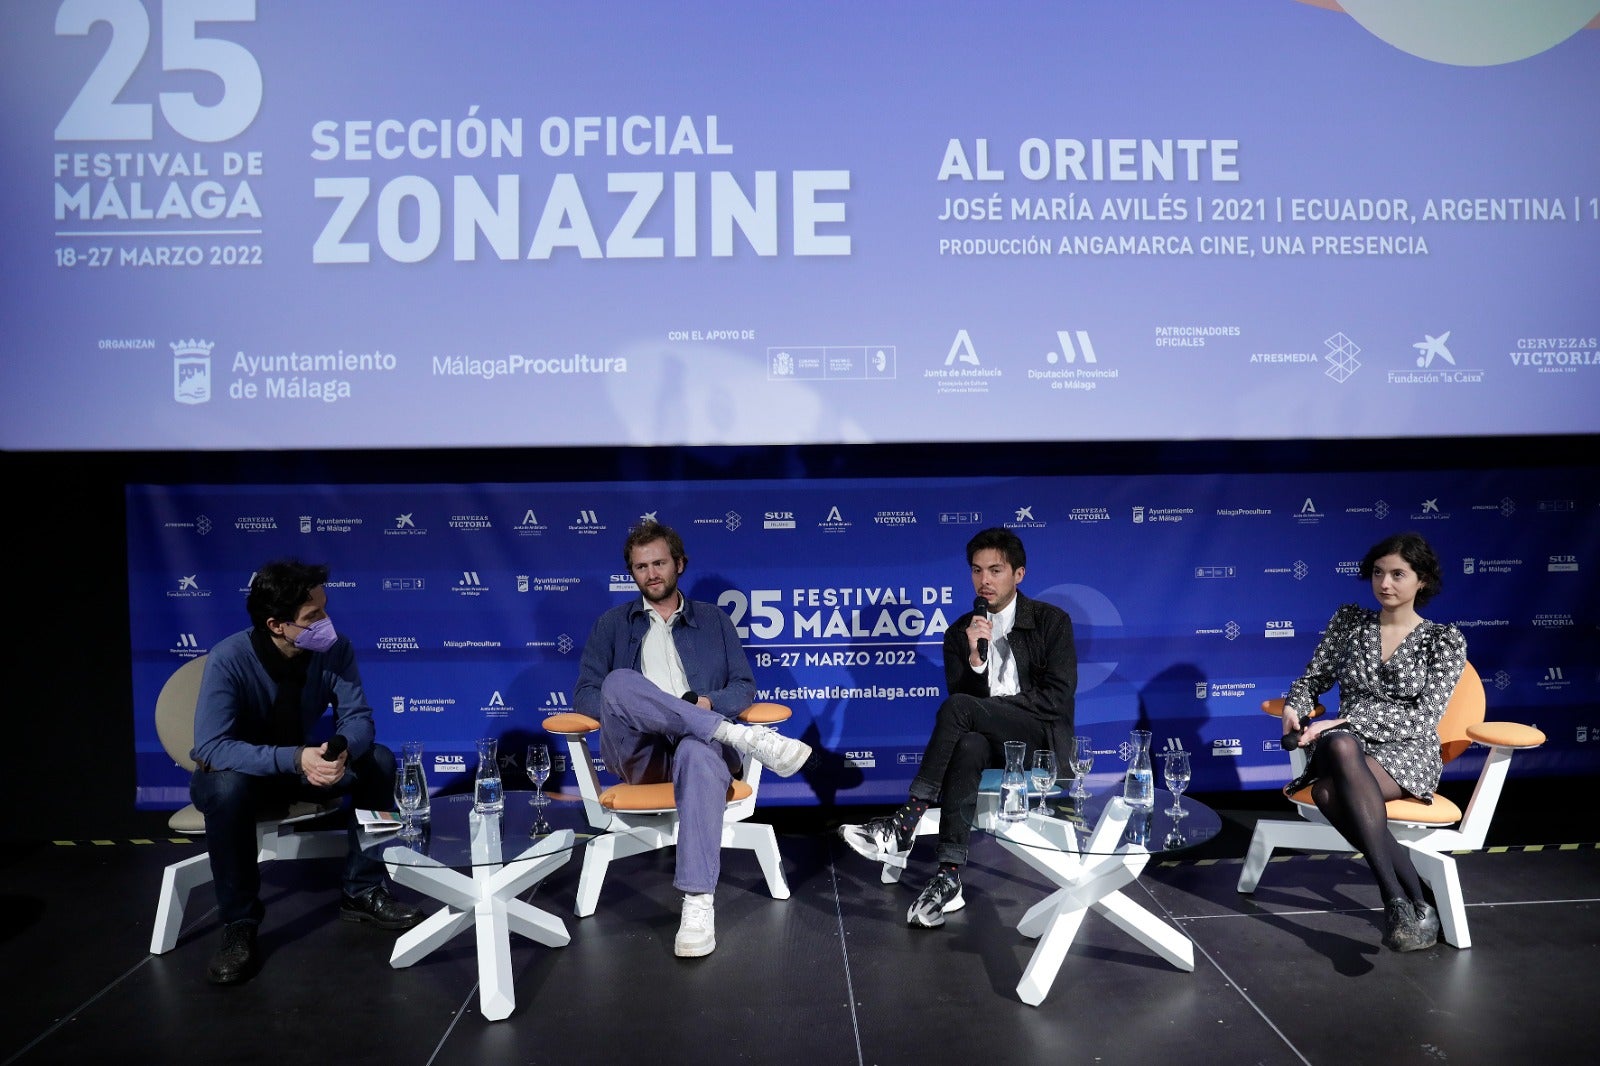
[1030,749,1057,814]
[394,762,423,840]
[1069,736,1094,799]
[1163,750,1191,818]
[526,743,552,807]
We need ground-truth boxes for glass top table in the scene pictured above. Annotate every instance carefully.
[359,793,582,1021]
[366,792,586,869]
[977,784,1221,1006]
[988,786,1221,856]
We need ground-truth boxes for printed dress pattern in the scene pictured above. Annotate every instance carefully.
[1285,603,1468,801]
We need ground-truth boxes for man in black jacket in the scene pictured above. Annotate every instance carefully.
[838,527,1077,927]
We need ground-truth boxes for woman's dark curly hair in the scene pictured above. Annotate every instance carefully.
[1359,531,1443,608]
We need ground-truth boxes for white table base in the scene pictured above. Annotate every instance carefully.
[994,799,1194,1006]
[383,826,574,1021]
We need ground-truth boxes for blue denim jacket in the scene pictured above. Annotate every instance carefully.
[573,596,756,719]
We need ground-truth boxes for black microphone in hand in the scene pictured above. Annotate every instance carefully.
[1279,713,1310,751]
[973,595,989,662]
[322,734,348,761]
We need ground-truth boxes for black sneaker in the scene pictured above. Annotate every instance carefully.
[838,816,915,866]
[340,884,424,930]
[207,921,259,985]
[907,870,965,929]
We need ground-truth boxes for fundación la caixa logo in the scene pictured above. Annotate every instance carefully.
[173,339,214,404]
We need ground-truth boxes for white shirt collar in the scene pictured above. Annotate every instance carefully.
[990,595,1019,637]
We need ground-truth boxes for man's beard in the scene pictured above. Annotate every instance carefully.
[642,576,679,604]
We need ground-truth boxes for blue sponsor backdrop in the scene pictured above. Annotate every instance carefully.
[129,468,1598,809]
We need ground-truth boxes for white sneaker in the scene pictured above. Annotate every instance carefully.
[837,816,915,867]
[732,725,813,777]
[675,893,716,958]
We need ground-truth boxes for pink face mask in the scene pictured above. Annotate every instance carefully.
[289,617,338,653]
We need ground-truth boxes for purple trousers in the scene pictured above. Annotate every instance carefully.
[597,669,739,895]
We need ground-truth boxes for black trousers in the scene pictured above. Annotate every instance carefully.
[190,744,397,925]
[908,693,1050,866]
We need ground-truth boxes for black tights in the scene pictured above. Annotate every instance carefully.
[1307,731,1424,904]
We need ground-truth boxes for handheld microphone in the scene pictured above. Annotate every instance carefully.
[1279,712,1310,751]
[973,595,989,662]
[322,734,348,761]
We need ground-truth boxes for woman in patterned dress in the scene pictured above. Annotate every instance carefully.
[1282,531,1467,952]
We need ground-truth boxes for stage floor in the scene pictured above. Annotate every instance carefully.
[4,785,1597,1066]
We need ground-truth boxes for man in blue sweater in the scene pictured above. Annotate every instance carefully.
[574,521,812,957]
[190,559,421,984]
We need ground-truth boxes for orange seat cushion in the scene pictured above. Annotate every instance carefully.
[1466,721,1546,748]
[1385,794,1462,825]
[546,707,789,732]
[1287,786,1461,826]
[543,712,601,734]
[740,702,792,725]
[599,779,754,811]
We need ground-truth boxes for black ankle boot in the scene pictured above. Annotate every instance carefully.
[207,921,259,984]
[1382,898,1423,951]
[1410,900,1440,948]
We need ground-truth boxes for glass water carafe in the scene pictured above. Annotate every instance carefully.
[1000,740,1028,822]
[1119,729,1154,809]
[402,740,430,823]
[474,737,504,812]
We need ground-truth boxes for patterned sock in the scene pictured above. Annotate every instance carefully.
[891,798,929,837]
